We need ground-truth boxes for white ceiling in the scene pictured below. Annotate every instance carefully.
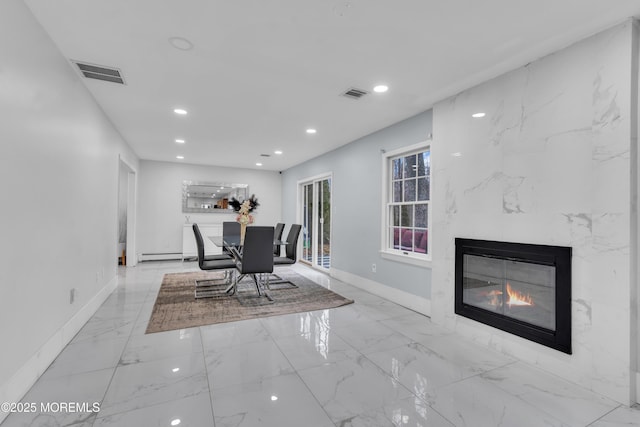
[24,0,640,171]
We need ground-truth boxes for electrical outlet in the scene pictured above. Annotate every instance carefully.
[69,288,76,304]
[372,263,377,273]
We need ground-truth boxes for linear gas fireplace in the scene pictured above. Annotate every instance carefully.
[455,238,572,354]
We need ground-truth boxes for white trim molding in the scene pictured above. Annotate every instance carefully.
[0,276,118,424]
[380,250,432,268]
[380,140,432,266]
[296,172,333,273]
[332,267,431,317]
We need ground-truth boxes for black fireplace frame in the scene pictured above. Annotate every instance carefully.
[455,238,572,354]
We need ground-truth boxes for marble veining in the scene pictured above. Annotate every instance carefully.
[488,99,527,147]
[463,171,505,196]
[99,352,209,417]
[445,181,457,214]
[502,175,527,213]
[431,19,637,404]
[592,72,622,130]
[3,261,640,427]
[542,126,592,144]
[562,213,592,233]
[573,298,593,324]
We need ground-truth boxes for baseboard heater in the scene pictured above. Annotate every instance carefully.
[139,252,183,262]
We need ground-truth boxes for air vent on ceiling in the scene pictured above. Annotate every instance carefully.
[260,154,271,157]
[73,61,125,84]
[341,87,369,100]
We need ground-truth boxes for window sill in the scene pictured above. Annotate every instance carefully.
[380,250,432,268]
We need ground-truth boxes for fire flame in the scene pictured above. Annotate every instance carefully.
[506,282,534,307]
[486,290,502,306]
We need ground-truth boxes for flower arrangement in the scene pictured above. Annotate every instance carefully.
[229,194,259,225]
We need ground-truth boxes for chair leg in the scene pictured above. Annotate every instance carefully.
[267,270,297,289]
[224,271,239,295]
[194,270,236,299]
[195,269,232,288]
[251,274,261,295]
[249,273,273,301]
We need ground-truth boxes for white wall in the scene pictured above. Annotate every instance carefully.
[0,0,139,418]
[635,19,640,402]
[281,112,433,312]
[137,160,282,257]
[432,20,638,404]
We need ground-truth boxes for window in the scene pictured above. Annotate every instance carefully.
[381,142,431,264]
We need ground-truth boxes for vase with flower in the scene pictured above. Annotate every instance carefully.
[229,194,259,243]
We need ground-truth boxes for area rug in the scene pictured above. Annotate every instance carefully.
[145,269,354,333]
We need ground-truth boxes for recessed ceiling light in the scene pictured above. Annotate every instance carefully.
[451,152,462,157]
[271,395,278,401]
[472,112,486,118]
[373,84,388,93]
[274,150,283,155]
[306,128,317,134]
[255,162,263,166]
[174,108,188,115]
[171,419,181,426]
[176,155,184,159]
[175,139,185,144]
[168,36,194,51]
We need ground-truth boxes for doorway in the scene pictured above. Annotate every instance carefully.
[118,156,137,267]
[300,174,331,270]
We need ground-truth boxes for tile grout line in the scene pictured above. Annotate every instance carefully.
[198,326,218,427]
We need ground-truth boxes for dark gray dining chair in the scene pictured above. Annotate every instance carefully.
[233,226,275,301]
[274,224,302,266]
[193,223,233,261]
[273,222,285,256]
[192,223,237,298]
[222,221,241,253]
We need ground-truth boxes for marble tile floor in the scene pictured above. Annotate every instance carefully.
[2,261,640,427]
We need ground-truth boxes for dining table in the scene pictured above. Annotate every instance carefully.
[208,235,288,248]
[208,234,288,296]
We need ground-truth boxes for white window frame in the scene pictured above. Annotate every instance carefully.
[380,140,432,268]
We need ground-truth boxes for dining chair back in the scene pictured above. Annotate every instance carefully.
[222,221,241,252]
[274,224,302,265]
[192,223,237,298]
[192,223,207,267]
[273,222,285,256]
[234,226,275,300]
[192,223,233,262]
[238,226,275,274]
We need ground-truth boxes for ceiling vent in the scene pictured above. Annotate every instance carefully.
[260,154,271,157]
[341,87,369,100]
[73,61,125,84]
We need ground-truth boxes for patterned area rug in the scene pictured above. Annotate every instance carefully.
[146,269,354,333]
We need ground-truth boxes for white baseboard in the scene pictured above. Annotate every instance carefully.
[331,267,431,317]
[139,252,183,262]
[0,275,118,424]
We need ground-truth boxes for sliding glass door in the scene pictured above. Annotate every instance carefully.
[302,183,313,264]
[300,175,331,270]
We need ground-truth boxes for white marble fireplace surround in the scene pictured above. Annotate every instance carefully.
[431,19,638,404]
